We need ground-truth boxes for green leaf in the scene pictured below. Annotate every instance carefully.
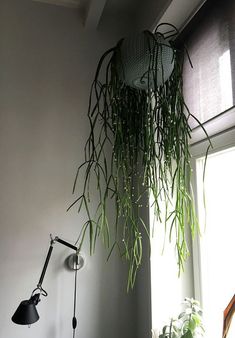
[181,330,193,338]
[188,319,197,332]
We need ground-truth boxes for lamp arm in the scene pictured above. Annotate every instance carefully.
[54,236,78,252]
[37,241,54,288]
[12,234,80,327]
[37,235,78,290]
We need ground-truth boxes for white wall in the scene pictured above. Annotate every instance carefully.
[0,1,141,337]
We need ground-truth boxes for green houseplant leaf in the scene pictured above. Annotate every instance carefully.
[159,298,204,338]
[181,330,193,338]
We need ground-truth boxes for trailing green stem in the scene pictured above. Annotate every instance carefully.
[69,27,209,289]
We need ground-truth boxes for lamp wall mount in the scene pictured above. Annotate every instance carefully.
[66,252,85,271]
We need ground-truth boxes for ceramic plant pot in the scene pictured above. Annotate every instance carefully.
[117,31,174,90]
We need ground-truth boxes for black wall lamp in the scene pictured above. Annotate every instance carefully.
[12,235,84,333]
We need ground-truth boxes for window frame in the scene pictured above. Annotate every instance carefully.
[190,107,235,146]
[190,126,235,306]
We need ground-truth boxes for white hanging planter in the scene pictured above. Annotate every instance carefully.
[117,31,175,90]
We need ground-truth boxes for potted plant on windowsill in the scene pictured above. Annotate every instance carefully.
[68,24,211,289]
[158,298,204,338]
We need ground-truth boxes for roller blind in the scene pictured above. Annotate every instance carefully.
[181,0,235,143]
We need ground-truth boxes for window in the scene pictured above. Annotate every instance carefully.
[151,0,235,335]
[194,144,235,338]
[182,6,235,334]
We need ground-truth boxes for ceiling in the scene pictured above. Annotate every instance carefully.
[98,0,173,36]
[33,0,172,32]
[32,0,207,34]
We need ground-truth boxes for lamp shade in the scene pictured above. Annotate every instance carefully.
[12,296,40,325]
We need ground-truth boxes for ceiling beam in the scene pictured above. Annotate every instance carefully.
[152,0,207,32]
[32,0,80,8]
[84,0,108,29]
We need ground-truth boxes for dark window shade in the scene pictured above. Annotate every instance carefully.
[180,0,235,141]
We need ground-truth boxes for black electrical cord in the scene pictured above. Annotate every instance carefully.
[72,257,78,338]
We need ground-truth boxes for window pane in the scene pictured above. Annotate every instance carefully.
[196,146,235,338]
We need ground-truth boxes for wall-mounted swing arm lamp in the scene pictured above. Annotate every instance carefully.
[11,235,83,327]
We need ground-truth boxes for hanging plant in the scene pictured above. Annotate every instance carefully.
[68,24,210,289]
